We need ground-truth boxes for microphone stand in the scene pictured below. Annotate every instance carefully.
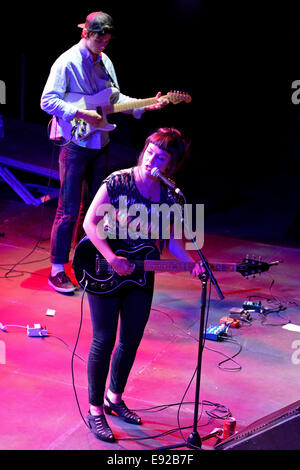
[154,190,224,451]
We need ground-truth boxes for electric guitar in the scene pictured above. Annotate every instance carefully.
[72,237,280,295]
[59,88,192,144]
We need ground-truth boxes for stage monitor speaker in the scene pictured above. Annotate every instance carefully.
[215,400,300,450]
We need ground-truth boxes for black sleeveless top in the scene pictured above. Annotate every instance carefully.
[103,168,181,250]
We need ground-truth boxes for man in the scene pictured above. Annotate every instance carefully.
[41,11,168,293]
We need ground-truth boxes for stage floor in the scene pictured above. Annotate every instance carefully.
[0,197,300,452]
[0,118,300,452]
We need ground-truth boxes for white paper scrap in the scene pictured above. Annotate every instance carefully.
[282,323,300,333]
[46,309,56,317]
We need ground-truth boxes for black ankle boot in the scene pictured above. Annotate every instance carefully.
[104,396,142,425]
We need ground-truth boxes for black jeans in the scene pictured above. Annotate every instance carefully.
[87,279,154,406]
[50,141,109,264]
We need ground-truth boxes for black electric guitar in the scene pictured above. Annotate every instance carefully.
[72,237,280,295]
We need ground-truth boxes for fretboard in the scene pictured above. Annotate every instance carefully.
[104,96,169,114]
[143,260,237,273]
[144,259,195,272]
[97,258,237,273]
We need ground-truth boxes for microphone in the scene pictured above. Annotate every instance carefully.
[150,167,184,197]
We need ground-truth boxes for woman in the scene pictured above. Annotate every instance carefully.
[82,128,203,442]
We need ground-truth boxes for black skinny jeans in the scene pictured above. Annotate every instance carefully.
[87,278,154,406]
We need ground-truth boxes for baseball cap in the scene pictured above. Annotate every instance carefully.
[77,11,114,35]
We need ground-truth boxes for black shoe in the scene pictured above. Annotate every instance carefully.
[48,271,76,293]
[87,411,115,442]
[104,396,142,425]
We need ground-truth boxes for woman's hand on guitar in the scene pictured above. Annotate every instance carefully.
[110,256,135,276]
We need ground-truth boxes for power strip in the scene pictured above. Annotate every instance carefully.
[27,324,48,337]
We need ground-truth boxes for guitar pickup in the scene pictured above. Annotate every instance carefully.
[78,120,87,138]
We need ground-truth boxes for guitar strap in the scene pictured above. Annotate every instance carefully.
[100,59,120,91]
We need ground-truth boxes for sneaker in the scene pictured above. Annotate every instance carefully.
[48,271,76,293]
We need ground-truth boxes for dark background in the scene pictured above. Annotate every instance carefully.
[2,0,300,240]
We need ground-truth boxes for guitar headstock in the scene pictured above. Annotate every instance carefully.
[236,256,280,278]
[167,91,192,104]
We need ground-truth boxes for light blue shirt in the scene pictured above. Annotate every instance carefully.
[41,40,144,149]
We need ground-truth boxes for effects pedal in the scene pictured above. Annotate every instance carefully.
[204,324,227,341]
[220,316,240,328]
[242,300,262,312]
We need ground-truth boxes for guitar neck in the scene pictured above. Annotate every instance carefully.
[105,95,169,114]
[143,260,237,273]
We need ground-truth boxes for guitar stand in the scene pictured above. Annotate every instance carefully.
[153,193,225,451]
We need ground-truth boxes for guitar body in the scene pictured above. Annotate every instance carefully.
[59,87,120,142]
[73,237,160,295]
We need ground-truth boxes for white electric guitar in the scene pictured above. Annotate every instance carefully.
[59,87,192,144]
